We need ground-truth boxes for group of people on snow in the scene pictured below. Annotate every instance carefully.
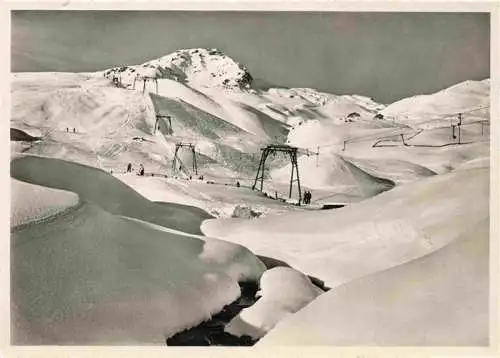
[127,163,144,176]
[303,190,312,204]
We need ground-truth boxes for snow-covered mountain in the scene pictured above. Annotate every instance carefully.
[382,79,490,126]
[103,48,253,90]
[11,49,490,203]
[10,48,491,345]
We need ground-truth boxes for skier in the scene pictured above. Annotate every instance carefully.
[66,128,69,133]
[236,181,240,188]
[139,164,145,176]
[127,163,132,173]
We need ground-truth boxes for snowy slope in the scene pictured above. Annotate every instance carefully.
[259,217,488,346]
[202,165,489,289]
[10,48,491,346]
[11,178,79,228]
[114,173,306,218]
[271,152,394,196]
[382,79,490,125]
[12,48,489,205]
[11,155,213,234]
[11,156,266,344]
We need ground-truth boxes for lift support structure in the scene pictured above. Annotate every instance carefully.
[252,144,302,204]
[154,114,172,135]
[172,142,198,176]
[133,76,159,94]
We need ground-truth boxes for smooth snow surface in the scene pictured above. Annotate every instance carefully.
[11,155,266,345]
[114,173,305,218]
[382,79,490,124]
[11,155,212,234]
[259,217,489,346]
[272,152,394,196]
[11,179,79,228]
[202,166,489,289]
[225,267,323,339]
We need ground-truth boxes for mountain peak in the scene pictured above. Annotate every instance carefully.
[103,48,253,90]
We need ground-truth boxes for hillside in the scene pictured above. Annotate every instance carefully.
[10,48,491,346]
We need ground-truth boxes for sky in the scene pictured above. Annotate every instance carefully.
[11,11,490,103]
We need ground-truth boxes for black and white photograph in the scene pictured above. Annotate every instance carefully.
[6,5,496,349]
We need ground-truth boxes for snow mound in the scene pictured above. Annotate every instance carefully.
[344,156,436,184]
[12,200,265,344]
[104,48,253,90]
[202,166,489,289]
[11,155,266,344]
[225,267,322,339]
[11,155,212,234]
[231,205,262,219]
[272,152,394,197]
[11,179,79,228]
[259,217,488,346]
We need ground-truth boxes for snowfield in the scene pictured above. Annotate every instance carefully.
[259,215,488,346]
[11,155,266,344]
[202,166,489,290]
[10,47,490,346]
[11,179,79,228]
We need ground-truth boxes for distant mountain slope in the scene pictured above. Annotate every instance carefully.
[11,49,490,203]
[381,79,489,126]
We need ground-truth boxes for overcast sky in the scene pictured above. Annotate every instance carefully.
[11,11,489,103]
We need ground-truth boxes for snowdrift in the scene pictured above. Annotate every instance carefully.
[225,267,323,340]
[11,155,212,234]
[11,159,266,344]
[202,166,489,289]
[11,179,79,228]
[12,200,265,344]
[271,153,394,198]
[259,217,488,346]
[344,156,436,185]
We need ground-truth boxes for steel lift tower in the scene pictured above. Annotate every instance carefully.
[133,76,159,94]
[252,144,302,204]
[172,143,198,176]
[154,114,173,135]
